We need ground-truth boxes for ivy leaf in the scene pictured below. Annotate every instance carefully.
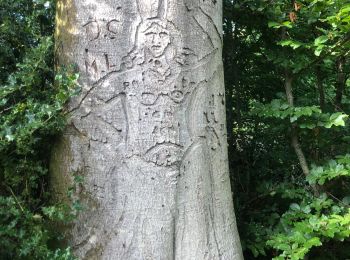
[290,203,301,211]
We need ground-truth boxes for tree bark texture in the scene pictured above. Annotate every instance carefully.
[51,0,243,259]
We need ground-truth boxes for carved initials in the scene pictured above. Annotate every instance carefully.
[83,20,100,41]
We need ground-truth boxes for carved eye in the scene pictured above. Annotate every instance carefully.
[159,32,168,38]
[145,32,156,40]
[170,90,184,102]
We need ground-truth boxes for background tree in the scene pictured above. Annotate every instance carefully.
[223,0,350,259]
[0,0,77,259]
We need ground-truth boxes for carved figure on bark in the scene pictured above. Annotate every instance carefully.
[51,0,243,259]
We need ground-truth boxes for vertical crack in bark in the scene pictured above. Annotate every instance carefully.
[192,16,215,48]
[205,132,222,259]
[157,0,166,19]
[198,6,223,43]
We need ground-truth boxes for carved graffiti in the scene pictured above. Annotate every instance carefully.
[78,5,223,167]
[83,20,100,41]
[54,1,241,258]
[203,0,217,5]
[82,8,124,78]
[144,22,170,57]
[83,11,123,41]
[203,91,226,150]
[117,19,195,165]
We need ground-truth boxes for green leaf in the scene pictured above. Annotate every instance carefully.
[299,122,316,129]
[290,116,298,122]
[279,40,303,49]
[314,35,328,46]
[268,21,281,28]
[290,203,301,211]
[304,237,322,248]
[314,47,323,56]
[282,21,293,28]
[332,114,348,126]
[302,206,311,214]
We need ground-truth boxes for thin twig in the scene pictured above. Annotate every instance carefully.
[7,185,25,213]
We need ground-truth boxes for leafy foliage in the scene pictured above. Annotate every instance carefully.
[224,0,350,259]
[0,0,78,258]
[308,155,350,185]
[251,99,348,128]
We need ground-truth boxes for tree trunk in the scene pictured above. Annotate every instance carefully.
[284,71,309,176]
[284,70,319,196]
[51,0,243,259]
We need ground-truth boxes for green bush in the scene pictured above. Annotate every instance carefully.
[0,0,78,258]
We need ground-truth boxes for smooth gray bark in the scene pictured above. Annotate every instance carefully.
[52,0,243,259]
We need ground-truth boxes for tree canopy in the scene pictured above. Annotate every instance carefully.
[224,0,350,258]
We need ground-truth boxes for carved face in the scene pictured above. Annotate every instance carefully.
[144,23,170,57]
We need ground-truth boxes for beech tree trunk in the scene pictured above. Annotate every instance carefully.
[51,0,243,259]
